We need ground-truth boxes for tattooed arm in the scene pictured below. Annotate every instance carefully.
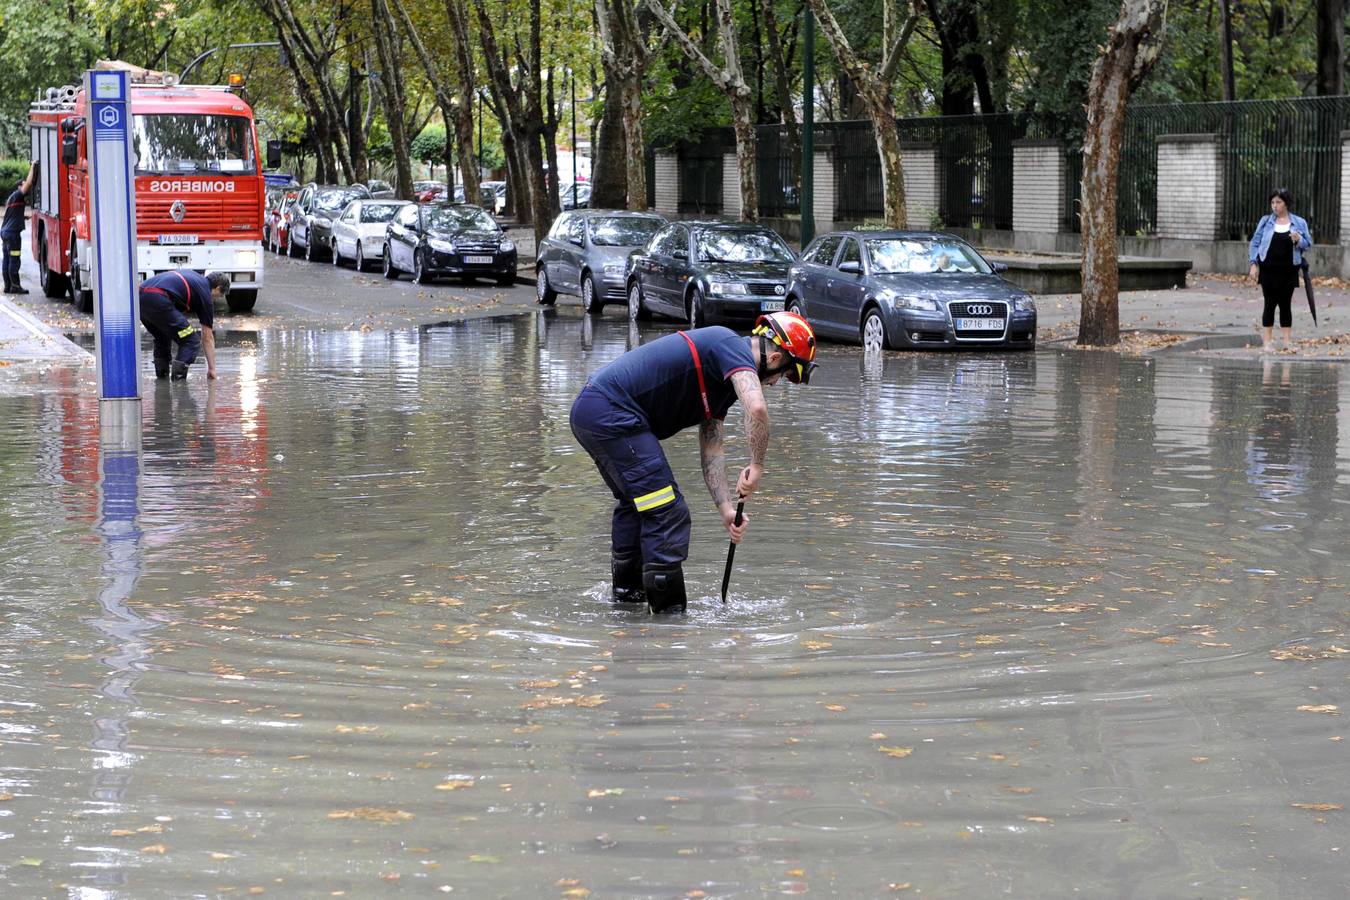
[730,370,770,498]
[700,416,749,543]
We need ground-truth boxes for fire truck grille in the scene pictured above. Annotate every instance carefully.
[138,197,261,233]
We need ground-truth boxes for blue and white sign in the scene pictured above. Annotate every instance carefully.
[86,68,141,417]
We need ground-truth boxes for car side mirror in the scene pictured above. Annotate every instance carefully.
[266,140,282,170]
[838,261,862,275]
[673,249,689,261]
[61,134,78,166]
[991,261,1008,273]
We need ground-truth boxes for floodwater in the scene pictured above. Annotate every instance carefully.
[1,311,1346,898]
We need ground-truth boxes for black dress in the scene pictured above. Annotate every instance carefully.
[1259,228,1298,327]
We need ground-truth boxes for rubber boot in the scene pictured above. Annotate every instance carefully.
[170,360,189,380]
[643,563,687,614]
[9,282,27,295]
[154,360,170,379]
[611,551,645,604]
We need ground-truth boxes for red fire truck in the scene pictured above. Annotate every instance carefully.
[28,70,273,314]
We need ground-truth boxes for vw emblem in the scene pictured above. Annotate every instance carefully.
[968,304,993,316]
[773,284,785,295]
[169,200,186,224]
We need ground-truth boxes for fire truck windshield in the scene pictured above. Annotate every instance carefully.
[131,114,256,175]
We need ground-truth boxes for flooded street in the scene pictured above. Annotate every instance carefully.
[2,311,1347,897]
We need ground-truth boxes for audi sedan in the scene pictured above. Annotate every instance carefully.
[626,221,796,327]
[786,230,1036,352]
[535,210,666,314]
[382,202,517,285]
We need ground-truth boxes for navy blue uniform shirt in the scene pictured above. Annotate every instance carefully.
[1,186,27,237]
[140,270,214,327]
[589,326,756,439]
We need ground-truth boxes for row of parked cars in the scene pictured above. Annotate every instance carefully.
[262,182,517,286]
[536,211,1038,351]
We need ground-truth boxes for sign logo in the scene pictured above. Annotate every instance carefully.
[773,284,786,296]
[170,200,186,223]
[967,304,994,316]
[149,180,237,194]
[97,106,120,128]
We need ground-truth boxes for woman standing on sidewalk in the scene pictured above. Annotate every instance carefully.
[1248,188,1311,352]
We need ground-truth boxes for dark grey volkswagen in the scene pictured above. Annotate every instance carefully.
[535,210,667,314]
[786,230,1036,351]
[626,221,796,327]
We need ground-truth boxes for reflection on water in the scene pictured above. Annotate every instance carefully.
[1,312,1347,896]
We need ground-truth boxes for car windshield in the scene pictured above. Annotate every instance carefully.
[317,190,362,211]
[590,217,663,247]
[424,206,497,231]
[866,238,990,275]
[361,204,402,224]
[695,229,794,263]
[132,114,256,175]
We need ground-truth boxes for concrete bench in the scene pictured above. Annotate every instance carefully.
[986,253,1192,294]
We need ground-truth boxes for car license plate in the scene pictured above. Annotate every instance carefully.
[464,255,493,264]
[957,317,1004,331]
[158,234,198,245]
[760,300,785,312]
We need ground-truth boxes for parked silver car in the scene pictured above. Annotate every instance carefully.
[329,198,413,271]
[535,210,667,314]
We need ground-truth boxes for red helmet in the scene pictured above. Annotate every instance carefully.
[753,311,818,384]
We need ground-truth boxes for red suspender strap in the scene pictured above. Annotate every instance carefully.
[172,271,194,310]
[678,330,712,421]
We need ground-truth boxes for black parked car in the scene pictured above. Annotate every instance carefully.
[786,230,1036,352]
[536,210,667,314]
[291,183,372,261]
[382,202,518,285]
[626,221,796,327]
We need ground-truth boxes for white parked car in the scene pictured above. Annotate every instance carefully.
[330,199,413,271]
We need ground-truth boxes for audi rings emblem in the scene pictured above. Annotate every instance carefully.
[169,200,187,224]
[967,304,994,316]
[774,284,785,295]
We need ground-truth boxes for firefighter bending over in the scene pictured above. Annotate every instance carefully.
[139,269,230,380]
[569,311,818,614]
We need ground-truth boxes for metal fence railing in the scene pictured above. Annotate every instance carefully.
[657,95,1350,241]
[677,134,727,215]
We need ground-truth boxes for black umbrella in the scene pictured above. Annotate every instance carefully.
[1301,260,1318,326]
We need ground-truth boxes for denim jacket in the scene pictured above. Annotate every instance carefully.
[1248,213,1312,266]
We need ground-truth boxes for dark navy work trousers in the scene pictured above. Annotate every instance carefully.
[2,234,20,287]
[569,385,691,567]
[139,290,201,372]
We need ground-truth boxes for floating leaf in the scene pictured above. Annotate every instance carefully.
[327,807,414,824]
[878,746,913,759]
[801,640,832,651]
[586,788,624,798]
[1297,705,1339,714]
[467,854,500,864]
[1291,802,1342,811]
[1022,815,1053,824]
[435,780,476,791]
[140,844,168,854]
[17,858,42,867]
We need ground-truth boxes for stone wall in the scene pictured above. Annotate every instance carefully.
[1012,140,1065,234]
[1156,134,1224,241]
[653,153,679,218]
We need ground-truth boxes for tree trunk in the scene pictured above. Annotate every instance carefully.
[763,0,801,200]
[1079,0,1167,347]
[1316,0,1344,96]
[445,0,481,201]
[619,72,648,210]
[370,0,414,199]
[730,94,759,221]
[596,0,652,211]
[869,95,908,227]
[347,64,369,182]
[1219,0,1236,101]
[590,81,629,209]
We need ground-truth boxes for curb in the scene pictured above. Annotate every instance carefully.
[0,296,90,361]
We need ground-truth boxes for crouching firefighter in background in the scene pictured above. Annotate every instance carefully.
[569,311,818,613]
[138,269,230,380]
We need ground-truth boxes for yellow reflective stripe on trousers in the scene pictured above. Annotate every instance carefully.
[633,485,675,512]
[177,326,196,338]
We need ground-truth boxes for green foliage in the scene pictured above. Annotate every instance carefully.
[1016,0,1118,140]
[410,125,448,165]
[0,159,32,187]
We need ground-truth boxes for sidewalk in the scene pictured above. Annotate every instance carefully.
[0,293,90,366]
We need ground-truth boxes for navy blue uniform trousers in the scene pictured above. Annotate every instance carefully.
[569,385,692,567]
[2,234,20,287]
[139,289,201,372]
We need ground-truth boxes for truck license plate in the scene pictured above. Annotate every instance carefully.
[464,255,493,265]
[957,317,1004,330]
[157,234,198,245]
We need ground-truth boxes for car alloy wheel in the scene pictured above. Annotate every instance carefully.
[536,267,556,305]
[383,245,399,279]
[581,275,601,316]
[687,289,707,328]
[331,240,342,266]
[414,249,432,285]
[862,308,890,353]
[355,244,365,272]
[304,234,315,261]
[627,281,649,321]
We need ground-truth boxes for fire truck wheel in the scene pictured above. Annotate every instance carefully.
[69,238,93,313]
[226,289,258,314]
[39,240,69,299]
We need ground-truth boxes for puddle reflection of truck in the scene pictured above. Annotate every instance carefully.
[28,68,276,314]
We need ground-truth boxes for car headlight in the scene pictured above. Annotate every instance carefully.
[428,238,453,253]
[499,239,515,253]
[235,249,258,269]
[892,294,937,311]
[602,262,624,275]
[708,281,748,295]
[1013,295,1036,312]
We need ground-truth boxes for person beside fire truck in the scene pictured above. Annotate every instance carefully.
[138,269,230,380]
[2,161,38,295]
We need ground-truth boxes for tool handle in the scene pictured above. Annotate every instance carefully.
[720,499,745,604]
